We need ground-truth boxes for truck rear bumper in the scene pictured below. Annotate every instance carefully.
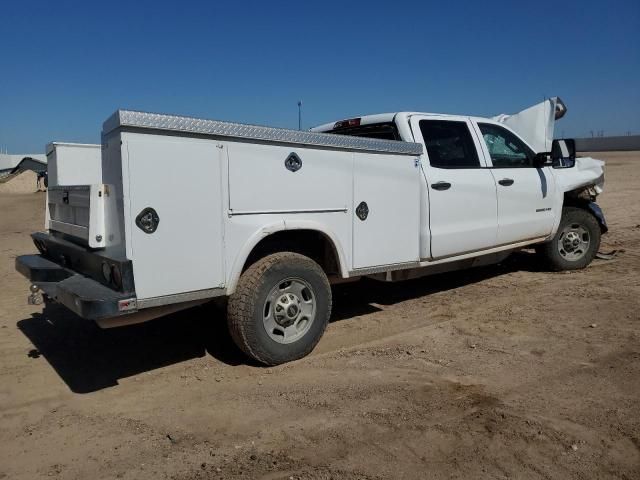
[16,255,136,320]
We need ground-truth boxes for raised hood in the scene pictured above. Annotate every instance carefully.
[493,97,567,153]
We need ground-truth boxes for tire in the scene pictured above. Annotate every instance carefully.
[536,207,601,271]
[227,252,332,365]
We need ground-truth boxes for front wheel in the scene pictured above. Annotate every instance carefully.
[536,207,601,270]
[227,252,331,365]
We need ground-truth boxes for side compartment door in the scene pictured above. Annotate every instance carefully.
[473,121,557,244]
[124,133,225,299]
[352,152,420,269]
[412,116,498,259]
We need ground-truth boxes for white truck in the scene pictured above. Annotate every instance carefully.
[16,99,606,365]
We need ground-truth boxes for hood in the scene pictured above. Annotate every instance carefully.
[493,97,567,153]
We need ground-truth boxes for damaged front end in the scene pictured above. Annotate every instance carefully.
[496,96,608,234]
[559,156,607,233]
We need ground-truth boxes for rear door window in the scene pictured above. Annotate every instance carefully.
[419,120,480,168]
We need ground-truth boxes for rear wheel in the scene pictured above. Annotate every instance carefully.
[227,252,331,365]
[536,207,601,270]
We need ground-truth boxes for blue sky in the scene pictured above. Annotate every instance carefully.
[1,0,638,153]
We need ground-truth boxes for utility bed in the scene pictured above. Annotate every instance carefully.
[19,109,423,324]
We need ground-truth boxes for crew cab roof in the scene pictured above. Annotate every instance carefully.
[312,97,566,153]
[310,112,490,133]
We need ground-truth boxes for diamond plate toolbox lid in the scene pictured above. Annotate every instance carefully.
[102,110,423,156]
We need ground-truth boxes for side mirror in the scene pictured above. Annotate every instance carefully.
[532,152,551,168]
[551,138,576,167]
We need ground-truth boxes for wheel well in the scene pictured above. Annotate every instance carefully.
[243,230,341,276]
[563,192,589,208]
[563,193,608,233]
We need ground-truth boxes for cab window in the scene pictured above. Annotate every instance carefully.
[478,123,535,167]
[324,122,401,140]
[419,120,480,169]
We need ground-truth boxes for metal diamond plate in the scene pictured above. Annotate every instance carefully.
[102,110,423,156]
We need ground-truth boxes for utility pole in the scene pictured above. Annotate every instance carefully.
[297,101,302,131]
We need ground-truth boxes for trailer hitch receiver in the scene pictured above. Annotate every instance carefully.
[28,284,43,305]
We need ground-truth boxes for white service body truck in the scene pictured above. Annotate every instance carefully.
[17,99,607,364]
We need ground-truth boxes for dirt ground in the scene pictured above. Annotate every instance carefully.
[0,152,638,480]
[0,170,41,194]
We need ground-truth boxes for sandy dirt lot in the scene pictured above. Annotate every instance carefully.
[1,152,639,479]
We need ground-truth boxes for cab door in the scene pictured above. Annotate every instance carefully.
[411,116,498,259]
[472,121,557,245]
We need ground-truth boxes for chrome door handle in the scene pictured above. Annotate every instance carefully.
[498,178,514,186]
[431,181,451,191]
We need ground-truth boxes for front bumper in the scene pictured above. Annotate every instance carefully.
[16,254,136,320]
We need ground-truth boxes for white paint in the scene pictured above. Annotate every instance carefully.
[227,142,351,213]
[352,151,420,268]
[122,133,225,299]
[46,143,101,186]
[222,213,352,295]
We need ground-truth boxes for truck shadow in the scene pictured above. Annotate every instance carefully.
[17,302,238,393]
[17,251,542,393]
[331,251,544,322]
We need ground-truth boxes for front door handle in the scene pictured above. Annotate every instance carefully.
[431,181,451,191]
[498,178,514,186]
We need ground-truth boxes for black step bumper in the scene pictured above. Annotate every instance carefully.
[16,255,137,320]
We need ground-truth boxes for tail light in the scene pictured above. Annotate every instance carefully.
[102,262,112,283]
[33,238,47,255]
[111,264,122,289]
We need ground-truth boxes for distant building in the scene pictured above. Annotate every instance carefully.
[575,135,640,152]
[0,153,47,183]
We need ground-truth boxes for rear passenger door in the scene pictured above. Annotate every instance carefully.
[411,116,498,259]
